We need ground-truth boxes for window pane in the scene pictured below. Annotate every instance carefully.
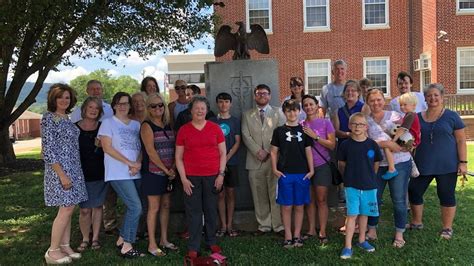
[365,3,386,24]
[460,50,474,65]
[366,74,387,93]
[249,10,270,29]
[460,66,474,90]
[308,76,328,96]
[459,0,474,9]
[421,70,431,89]
[249,0,269,10]
[306,6,327,27]
[307,61,330,96]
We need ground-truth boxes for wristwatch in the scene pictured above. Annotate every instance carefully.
[218,171,225,176]
[314,135,320,141]
[459,160,468,164]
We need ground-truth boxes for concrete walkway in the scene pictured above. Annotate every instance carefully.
[13,137,41,153]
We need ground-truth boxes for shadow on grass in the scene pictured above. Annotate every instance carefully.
[1,170,474,265]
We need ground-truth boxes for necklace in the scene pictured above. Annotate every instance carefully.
[426,108,445,144]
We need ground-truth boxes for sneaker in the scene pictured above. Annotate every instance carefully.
[340,248,352,259]
[357,241,375,252]
[381,170,399,180]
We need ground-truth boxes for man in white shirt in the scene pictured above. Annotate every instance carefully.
[70,80,113,123]
[389,72,427,113]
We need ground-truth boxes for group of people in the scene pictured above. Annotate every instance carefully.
[41,59,467,264]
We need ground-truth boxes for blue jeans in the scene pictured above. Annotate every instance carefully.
[368,160,411,232]
[109,179,142,243]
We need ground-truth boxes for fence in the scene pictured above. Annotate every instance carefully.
[444,94,474,116]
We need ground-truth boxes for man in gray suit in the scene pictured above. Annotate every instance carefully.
[242,84,285,234]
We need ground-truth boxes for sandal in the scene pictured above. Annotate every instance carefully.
[160,242,179,251]
[392,239,406,248]
[282,239,294,249]
[227,229,240,237]
[301,233,316,240]
[293,237,304,248]
[318,236,328,244]
[148,248,166,257]
[406,223,424,230]
[366,235,378,241]
[121,248,145,258]
[216,229,226,237]
[440,228,453,240]
[77,241,89,252]
[91,240,101,250]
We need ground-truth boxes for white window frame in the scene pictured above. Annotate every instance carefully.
[456,0,474,15]
[363,56,391,97]
[419,53,431,90]
[246,0,273,34]
[303,0,331,32]
[362,0,390,30]
[457,47,474,93]
[304,59,331,97]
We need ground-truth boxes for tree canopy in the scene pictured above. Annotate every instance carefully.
[70,69,140,102]
[0,0,215,163]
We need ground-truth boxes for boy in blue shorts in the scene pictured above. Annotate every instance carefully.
[270,99,314,248]
[337,112,382,259]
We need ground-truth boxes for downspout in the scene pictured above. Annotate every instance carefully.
[408,0,414,76]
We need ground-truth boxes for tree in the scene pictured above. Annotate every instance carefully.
[70,69,139,102]
[0,0,215,164]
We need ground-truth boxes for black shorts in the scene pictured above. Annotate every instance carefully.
[224,165,239,188]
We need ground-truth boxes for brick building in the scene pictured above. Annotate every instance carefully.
[214,0,474,100]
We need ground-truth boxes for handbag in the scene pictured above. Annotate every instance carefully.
[311,145,343,186]
[410,156,420,178]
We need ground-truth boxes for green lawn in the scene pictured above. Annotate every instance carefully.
[1,146,474,265]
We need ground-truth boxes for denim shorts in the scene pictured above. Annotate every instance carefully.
[345,187,379,217]
[276,173,311,206]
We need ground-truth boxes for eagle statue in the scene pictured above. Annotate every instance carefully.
[214,22,269,60]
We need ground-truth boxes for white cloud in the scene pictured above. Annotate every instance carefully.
[116,51,161,66]
[107,69,119,77]
[25,66,89,83]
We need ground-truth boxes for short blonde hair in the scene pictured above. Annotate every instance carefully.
[398,92,418,106]
[146,93,170,126]
[349,112,367,125]
[365,88,385,102]
[80,97,103,121]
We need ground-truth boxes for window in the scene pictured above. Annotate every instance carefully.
[362,0,389,29]
[363,57,390,95]
[421,70,431,90]
[168,73,205,84]
[305,60,331,96]
[457,47,474,92]
[246,0,272,33]
[304,0,330,31]
[457,0,474,14]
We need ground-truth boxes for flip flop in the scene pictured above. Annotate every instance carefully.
[440,228,453,240]
[318,236,328,244]
[148,248,166,257]
[301,233,316,240]
[227,229,240,237]
[160,242,179,251]
[392,239,406,248]
[216,229,226,237]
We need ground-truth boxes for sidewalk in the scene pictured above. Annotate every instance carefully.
[13,137,41,153]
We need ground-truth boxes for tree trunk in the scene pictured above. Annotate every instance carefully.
[0,127,16,164]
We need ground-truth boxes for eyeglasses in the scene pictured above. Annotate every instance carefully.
[149,103,165,109]
[350,122,366,128]
[175,85,187,90]
[255,92,270,97]
[116,102,130,107]
[290,84,303,88]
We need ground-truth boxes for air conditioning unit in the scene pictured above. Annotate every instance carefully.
[414,59,421,71]
[421,57,431,70]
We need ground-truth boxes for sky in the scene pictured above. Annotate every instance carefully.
[27,36,215,89]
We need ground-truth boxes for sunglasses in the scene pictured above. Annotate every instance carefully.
[175,85,187,90]
[149,103,165,109]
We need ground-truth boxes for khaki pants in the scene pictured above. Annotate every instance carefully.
[248,163,283,232]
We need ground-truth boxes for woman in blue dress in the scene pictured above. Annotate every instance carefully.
[42,83,87,264]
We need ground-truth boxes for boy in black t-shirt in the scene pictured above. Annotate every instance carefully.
[337,112,382,259]
[270,100,314,248]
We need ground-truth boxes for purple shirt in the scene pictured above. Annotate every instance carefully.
[301,118,335,167]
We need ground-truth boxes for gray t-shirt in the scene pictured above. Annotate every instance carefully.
[319,83,345,117]
[173,101,189,120]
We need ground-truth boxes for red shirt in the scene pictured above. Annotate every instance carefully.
[403,112,421,147]
[176,121,225,176]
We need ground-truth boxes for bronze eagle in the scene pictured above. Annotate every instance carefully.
[214,22,269,60]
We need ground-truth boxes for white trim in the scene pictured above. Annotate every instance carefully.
[303,0,331,32]
[457,46,474,93]
[246,0,273,34]
[362,0,390,30]
[456,0,474,15]
[420,70,431,91]
[363,56,391,97]
[304,59,331,96]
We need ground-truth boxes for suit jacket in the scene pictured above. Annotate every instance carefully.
[241,105,285,170]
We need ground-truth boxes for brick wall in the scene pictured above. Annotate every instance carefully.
[216,0,411,100]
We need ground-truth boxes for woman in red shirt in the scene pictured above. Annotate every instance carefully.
[175,96,226,259]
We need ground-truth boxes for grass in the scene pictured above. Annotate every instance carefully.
[1,146,474,265]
